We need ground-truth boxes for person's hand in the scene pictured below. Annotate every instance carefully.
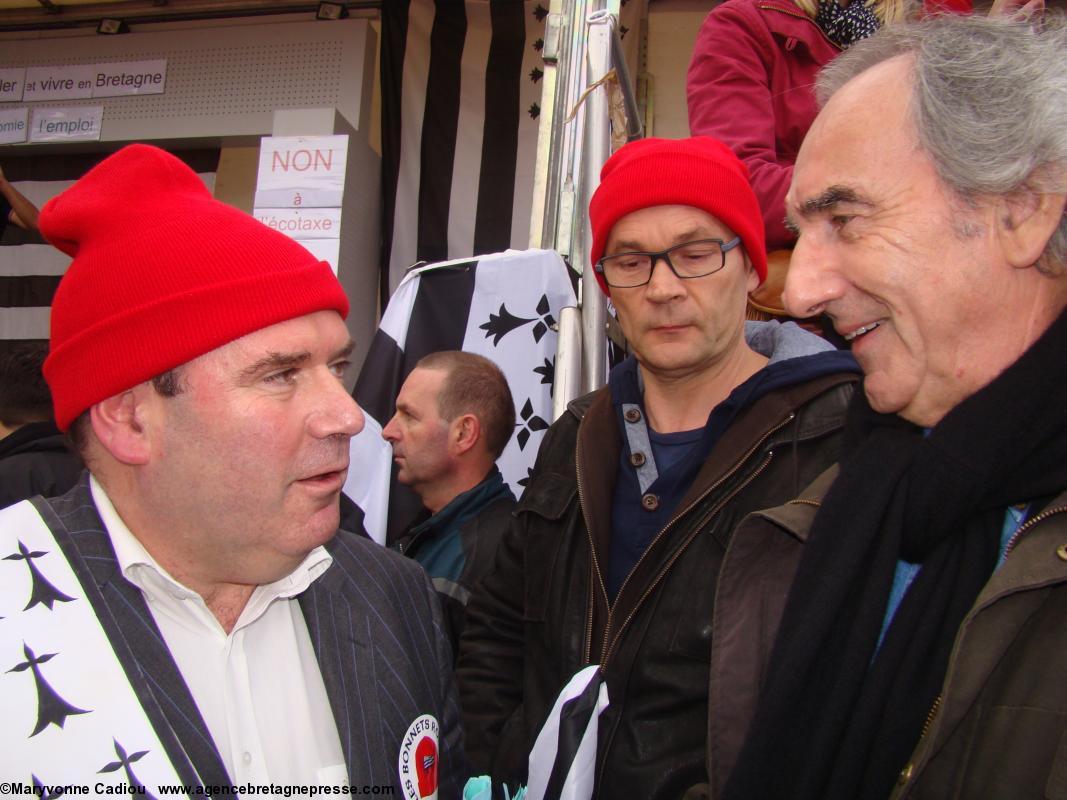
[988,0,1043,20]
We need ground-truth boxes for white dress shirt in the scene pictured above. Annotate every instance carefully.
[90,476,348,786]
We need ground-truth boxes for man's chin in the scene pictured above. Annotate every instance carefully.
[863,376,927,424]
[303,500,342,538]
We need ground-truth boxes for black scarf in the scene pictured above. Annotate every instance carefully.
[725,306,1067,800]
[815,0,880,48]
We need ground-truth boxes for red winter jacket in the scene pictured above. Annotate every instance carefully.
[687,0,839,251]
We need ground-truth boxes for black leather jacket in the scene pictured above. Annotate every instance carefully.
[457,369,857,799]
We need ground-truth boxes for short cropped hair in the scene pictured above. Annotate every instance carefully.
[0,342,54,428]
[65,366,185,458]
[416,351,516,460]
[816,13,1067,273]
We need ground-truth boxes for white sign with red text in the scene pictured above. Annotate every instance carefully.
[254,135,349,208]
[254,207,342,239]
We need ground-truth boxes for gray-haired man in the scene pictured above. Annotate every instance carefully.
[722,14,1067,800]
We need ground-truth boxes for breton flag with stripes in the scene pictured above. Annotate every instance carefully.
[0,180,69,344]
[526,664,610,800]
[0,151,218,345]
[344,248,575,544]
[380,0,548,296]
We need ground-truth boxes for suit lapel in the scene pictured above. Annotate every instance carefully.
[300,559,387,786]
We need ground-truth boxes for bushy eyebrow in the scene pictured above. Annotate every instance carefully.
[801,185,874,216]
[240,339,355,383]
[785,184,875,233]
[240,350,311,381]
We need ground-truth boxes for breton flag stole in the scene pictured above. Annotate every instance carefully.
[0,499,189,792]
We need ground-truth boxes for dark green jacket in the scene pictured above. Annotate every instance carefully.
[394,467,516,662]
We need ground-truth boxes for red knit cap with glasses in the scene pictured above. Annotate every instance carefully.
[588,136,767,295]
[39,144,349,431]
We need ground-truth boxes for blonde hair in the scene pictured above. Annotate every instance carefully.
[792,0,911,27]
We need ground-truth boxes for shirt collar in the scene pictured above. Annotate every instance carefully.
[89,474,333,606]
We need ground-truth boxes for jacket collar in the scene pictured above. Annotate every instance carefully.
[756,0,841,51]
[407,465,513,540]
[0,421,68,459]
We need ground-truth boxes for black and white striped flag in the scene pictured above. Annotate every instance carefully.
[526,664,609,800]
[0,151,218,345]
[344,248,575,544]
[380,0,548,297]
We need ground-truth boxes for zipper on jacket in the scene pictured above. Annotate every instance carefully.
[899,692,943,787]
[757,1,841,49]
[576,458,611,666]
[600,449,777,668]
[903,505,1067,788]
[583,559,597,665]
[918,693,942,742]
[591,430,788,794]
[591,449,764,797]
[1003,504,1067,559]
[589,411,796,667]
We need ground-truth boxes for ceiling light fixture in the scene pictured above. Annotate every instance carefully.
[316,1,348,20]
[97,18,130,34]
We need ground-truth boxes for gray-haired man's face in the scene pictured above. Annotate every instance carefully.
[784,55,1041,428]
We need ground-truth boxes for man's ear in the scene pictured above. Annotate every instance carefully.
[996,187,1067,269]
[89,386,155,465]
[451,413,481,458]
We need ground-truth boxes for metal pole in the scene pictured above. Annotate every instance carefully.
[577,11,613,394]
[551,306,584,421]
[609,22,644,142]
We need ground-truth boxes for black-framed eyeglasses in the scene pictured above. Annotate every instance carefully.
[594,237,742,288]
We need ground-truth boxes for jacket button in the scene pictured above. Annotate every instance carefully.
[641,493,659,511]
[898,763,914,785]
[630,452,646,467]
[1057,544,1067,562]
[624,408,642,423]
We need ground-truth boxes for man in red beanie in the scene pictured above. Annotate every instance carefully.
[0,144,464,797]
[457,136,860,799]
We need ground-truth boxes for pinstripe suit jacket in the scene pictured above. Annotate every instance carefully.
[34,475,466,798]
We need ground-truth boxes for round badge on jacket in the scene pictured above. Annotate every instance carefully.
[398,713,439,799]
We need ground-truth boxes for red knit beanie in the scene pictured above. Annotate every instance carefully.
[588,136,767,295]
[39,144,349,432]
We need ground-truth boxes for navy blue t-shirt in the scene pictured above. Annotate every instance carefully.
[605,348,857,599]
